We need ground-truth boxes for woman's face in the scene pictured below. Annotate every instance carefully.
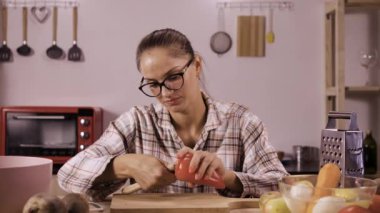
[139,47,201,113]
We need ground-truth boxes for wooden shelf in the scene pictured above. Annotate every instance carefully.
[324,0,380,129]
[345,86,380,93]
[326,2,337,13]
[346,0,380,9]
[326,87,337,96]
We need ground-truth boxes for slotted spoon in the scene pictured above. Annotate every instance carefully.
[17,7,33,56]
[46,6,64,59]
[0,6,12,62]
[68,6,82,61]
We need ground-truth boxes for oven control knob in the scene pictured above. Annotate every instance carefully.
[80,118,90,126]
[79,144,86,151]
[80,131,90,139]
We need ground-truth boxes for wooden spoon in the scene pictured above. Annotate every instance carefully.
[266,8,275,44]
[0,6,12,62]
[68,6,82,61]
[46,7,64,59]
[17,7,33,56]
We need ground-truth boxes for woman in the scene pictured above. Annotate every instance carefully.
[58,28,288,200]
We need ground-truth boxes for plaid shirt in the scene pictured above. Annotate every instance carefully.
[58,93,288,200]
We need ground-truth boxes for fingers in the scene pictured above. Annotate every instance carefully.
[132,156,176,191]
[190,151,211,179]
[189,151,225,181]
[160,160,175,172]
[165,163,175,172]
[176,149,225,185]
[205,160,221,179]
[138,166,176,190]
[176,146,193,159]
[187,182,197,188]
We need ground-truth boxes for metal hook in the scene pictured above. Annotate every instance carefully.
[287,2,294,11]
[259,2,265,11]
[215,1,294,13]
[23,0,27,8]
[269,2,274,10]
[279,2,287,11]
[11,0,17,8]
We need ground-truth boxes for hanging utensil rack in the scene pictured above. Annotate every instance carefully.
[217,0,294,11]
[1,0,78,8]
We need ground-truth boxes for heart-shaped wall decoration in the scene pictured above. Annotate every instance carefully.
[31,6,51,23]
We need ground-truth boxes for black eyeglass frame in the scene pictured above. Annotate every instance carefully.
[138,57,194,97]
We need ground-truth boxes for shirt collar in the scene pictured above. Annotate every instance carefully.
[156,92,221,132]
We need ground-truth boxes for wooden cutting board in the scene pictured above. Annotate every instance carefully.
[110,193,259,213]
[237,15,265,57]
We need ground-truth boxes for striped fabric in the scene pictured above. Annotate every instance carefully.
[57,93,288,200]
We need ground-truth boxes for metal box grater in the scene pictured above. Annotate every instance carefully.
[320,112,364,177]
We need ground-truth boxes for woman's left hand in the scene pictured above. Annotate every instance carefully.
[176,147,225,182]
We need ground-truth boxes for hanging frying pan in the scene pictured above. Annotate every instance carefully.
[210,7,232,55]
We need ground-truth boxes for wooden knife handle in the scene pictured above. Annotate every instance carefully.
[122,183,142,194]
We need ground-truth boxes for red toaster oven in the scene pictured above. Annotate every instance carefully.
[0,106,102,169]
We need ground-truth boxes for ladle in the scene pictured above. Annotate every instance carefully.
[46,6,64,59]
[16,7,33,56]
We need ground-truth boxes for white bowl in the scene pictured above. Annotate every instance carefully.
[0,156,52,213]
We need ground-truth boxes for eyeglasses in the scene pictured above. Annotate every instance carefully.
[139,58,194,97]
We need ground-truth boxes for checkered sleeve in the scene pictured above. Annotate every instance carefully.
[57,111,136,200]
[219,112,288,198]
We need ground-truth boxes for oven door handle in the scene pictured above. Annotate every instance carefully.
[13,115,66,120]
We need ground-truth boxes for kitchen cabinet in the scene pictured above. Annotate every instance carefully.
[324,0,380,124]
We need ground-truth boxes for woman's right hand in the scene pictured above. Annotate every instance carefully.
[113,154,176,191]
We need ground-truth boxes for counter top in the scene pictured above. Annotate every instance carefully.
[282,161,380,179]
[282,160,319,174]
[49,176,260,213]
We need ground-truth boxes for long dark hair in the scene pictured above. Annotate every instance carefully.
[136,28,195,71]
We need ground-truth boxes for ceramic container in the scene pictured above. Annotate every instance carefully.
[0,156,52,213]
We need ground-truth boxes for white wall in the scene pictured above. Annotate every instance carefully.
[0,0,325,154]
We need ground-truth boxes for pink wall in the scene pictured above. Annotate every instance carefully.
[0,0,325,154]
